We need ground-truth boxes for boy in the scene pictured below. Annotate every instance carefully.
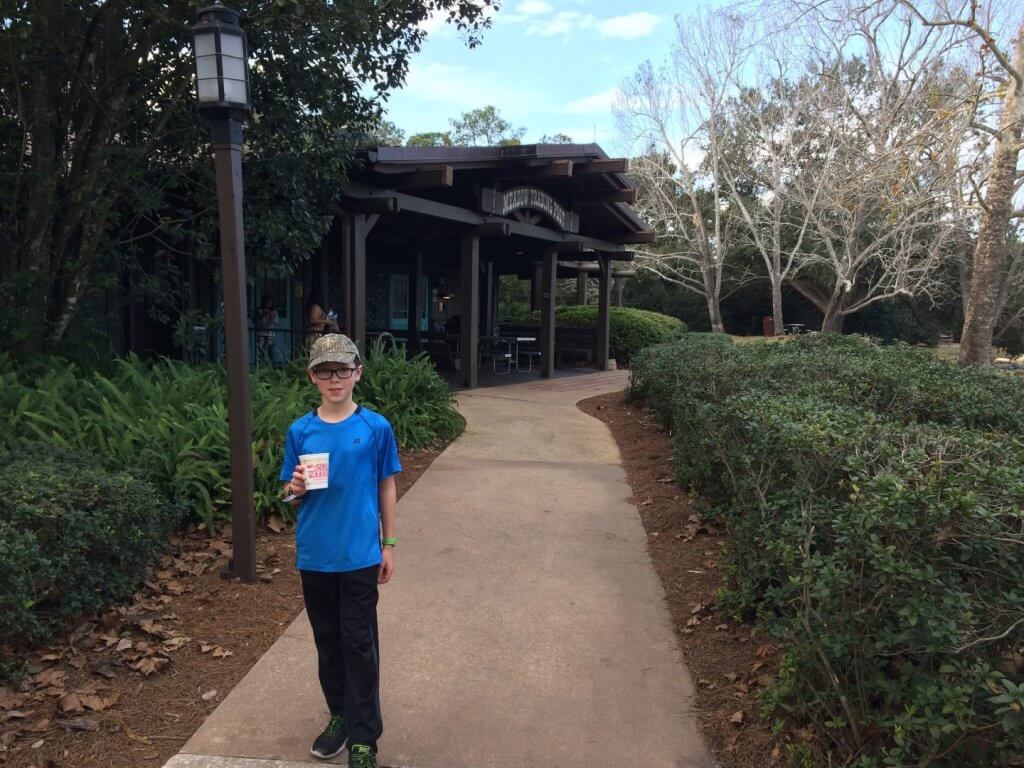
[280,334,401,768]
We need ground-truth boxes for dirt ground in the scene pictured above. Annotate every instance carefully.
[579,392,795,768]
[0,445,443,768]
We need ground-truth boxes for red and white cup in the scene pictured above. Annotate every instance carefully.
[299,453,330,491]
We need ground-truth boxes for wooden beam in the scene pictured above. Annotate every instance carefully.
[351,215,369,356]
[394,165,454,190]
[576,272,588,305]
[540,247,557,378]
[494,159,574,180]
[531,263,542,310]
[408,251,423,357]
[575,158,629,175]
[483,261,494,338]
[460,234,480,389]
[610,231,656,244]
[475,221,512,238]
[596,255,611,370]
[342,182,630,253]
[554,239,584,253]
[337,197,399,215]
[572,189,639,205]
[339,214,353,336]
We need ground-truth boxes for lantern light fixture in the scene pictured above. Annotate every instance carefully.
[191,4,251,115]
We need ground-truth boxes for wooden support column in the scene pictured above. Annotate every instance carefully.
[342,213,378,356]
[460,234,480,389]
[613,276,624,307]
[339,214,353,336]
[576,272,588,305]
[540,247,557,378]
[483,261,494,338]
[597,255,611,370]
[351,216,368,355]
[408,251,423,357]
[531,263,542,310]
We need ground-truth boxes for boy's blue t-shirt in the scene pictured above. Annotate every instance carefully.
[279,405,402,573]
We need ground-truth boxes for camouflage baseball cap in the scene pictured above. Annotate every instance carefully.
[308,333,360,369]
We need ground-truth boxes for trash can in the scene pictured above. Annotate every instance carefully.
[762,316,775,338]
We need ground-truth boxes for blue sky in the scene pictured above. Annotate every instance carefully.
[380,1,697,152]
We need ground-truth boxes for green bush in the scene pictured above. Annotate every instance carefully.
[0,348,462,527]
[629,333,1024,434]
[357,340,464,449]
[0,444,182,649]
[498,305,687,366]
[629,334,1024,766]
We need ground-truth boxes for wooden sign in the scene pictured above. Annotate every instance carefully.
[479,187,579,233]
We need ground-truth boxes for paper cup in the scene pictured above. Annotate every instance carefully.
[299,452,330,491]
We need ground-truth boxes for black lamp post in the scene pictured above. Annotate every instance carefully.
[191,4,256,583]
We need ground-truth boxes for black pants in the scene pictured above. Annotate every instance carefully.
[300,566,382,749]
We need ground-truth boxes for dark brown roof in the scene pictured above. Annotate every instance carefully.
[354,143,650,240]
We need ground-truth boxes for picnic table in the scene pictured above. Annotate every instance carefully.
[785,323,806,336]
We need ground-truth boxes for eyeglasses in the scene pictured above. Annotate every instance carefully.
[313,367,358,381]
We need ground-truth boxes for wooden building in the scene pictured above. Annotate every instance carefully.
[312,143,650,388]
[115,143,652,388]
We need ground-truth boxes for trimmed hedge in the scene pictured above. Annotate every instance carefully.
[0,444,183,650]
[499,304,687,365]
[628,334,1024,766]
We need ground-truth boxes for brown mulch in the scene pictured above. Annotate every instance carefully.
[579,391,799,768]
[0,445,444,768]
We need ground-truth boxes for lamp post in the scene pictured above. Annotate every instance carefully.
[191,4,256,583]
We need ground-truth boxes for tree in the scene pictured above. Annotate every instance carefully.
[715,12,820,334]
[449,105,526,146]
[615,9,750,333]
[364,119,406,147]
[539,133,574,143]
[0,0,496,354]
[773,1,969,332]
[407,131,453,147]
[891,0,1024,364]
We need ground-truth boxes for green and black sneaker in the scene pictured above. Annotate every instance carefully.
[310,714,347,760]
[348,743,377,768]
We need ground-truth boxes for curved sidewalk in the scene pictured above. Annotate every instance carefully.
[165,370,714,768]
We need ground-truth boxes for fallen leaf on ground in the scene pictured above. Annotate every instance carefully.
[164,581,186,596]
[90,660,116,679]
[201,689,218,701]
[60,716,100,731]
[162,636,190,652]
[266,515,285,533]
[58,693,83,713]
[116,638,134,652]
[33,668,66,688]
[131,656,170,676]
[730,710,745,725]
[211,646,233,659]
[80,691,120,711]
[724,672,738,682]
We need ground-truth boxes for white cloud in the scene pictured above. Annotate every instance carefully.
[564,88,617,115]
[398,60,540,114]
[527,11,596,36]
[597,12,660,39]
[516,0,553,14]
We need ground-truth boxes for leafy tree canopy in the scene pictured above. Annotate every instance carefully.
[0,0,496,353]
[448,105,525,146]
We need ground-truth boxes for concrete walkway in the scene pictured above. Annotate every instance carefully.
[165,370,713,768]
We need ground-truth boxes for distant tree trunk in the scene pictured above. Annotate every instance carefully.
[958,33,1023,366]
[770,273,784,336]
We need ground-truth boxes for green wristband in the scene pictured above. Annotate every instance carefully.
[382,536,397,548]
